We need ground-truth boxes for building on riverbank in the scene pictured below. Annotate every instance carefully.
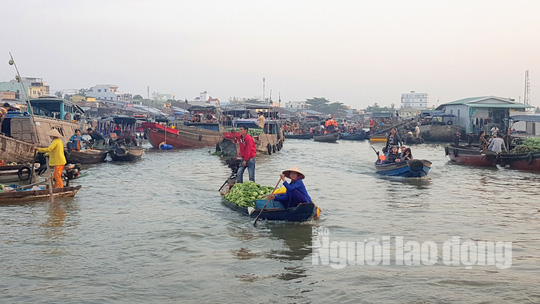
[435,96,532,134]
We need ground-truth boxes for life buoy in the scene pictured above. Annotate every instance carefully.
[17,165,31,181]
[447,120,453,125]
[199,134,203,141]
[445,146,449,156]
[453,148,459,157]
[277,141,281,151]
[267,144,272,155]
[115,147,127,156]
[527,153,534,165]
[272,145,276,153]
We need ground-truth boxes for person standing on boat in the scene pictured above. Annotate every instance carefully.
[237,126,256,183]
[267,166,312,208]
[33,129,66,188]
[385,127,403,151]
[488,134,507,153]
[87,128,105,149]
[257,112,265,128]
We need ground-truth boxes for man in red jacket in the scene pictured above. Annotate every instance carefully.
[237,126,256,183]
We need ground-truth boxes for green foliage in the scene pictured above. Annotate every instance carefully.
[511,137,540,153]
[224,181,275,207]
[305,97,348,116]
[364,102,395,113]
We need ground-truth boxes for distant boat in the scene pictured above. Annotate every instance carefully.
[340,132,369,141]
[284,133,312,139]
[313,133,339,143]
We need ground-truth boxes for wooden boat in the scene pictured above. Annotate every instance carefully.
[0,163,38,182]
[219,120,285,155]
[108,146,144,162]
[313,133,339,142]
[221,198,317,222]
[0,185,82,204]
[375,159,431,177]
[369,134,388,142]
[340,132,369,140]
[499,151,540,171]
[445,144,498,167]
[284,133,313,139]
[66,148,108,164]
[143,121,224,149]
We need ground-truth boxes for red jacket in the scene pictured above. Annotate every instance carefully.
[239,134,256,161]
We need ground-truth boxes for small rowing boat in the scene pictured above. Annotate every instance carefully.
[284,133,313,139]
[0,185,82,204]
[445,144,498,167]
[375,159,431,177]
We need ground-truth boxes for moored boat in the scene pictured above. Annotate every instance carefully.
[313,133,339,142]
[369,134,388,142]
[499,151,540,172]
[375,159,431,177]
[0,185,82,204]
[340,132,369,140]
[108,146,144,162]
[445,144,498,167]
[66,148,108,164]
[284,133,313,139]
[0,163,38,183]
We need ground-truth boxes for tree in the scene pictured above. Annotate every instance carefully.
[54,91,62,98]
[306,97,331,112]
[78,88,88,96]
[364,103,395,113]
[133,95,143,100]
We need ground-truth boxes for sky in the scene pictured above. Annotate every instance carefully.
[2,0,540,109]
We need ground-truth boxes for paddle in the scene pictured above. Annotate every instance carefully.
[46,157,54,203]
[253,177,282,226]
[29,150,37,184]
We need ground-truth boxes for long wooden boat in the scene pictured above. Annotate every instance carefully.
[0,134,35,163]
[66,148,108,164]
[221,197,317,222]
[313,133,339,143]
[340,132,369,140]
[499,151,540,171]
[284,133,313,139]
[108,147,144,161]
[142,122,224,149]
[445,144,498,167]
[375,159,431,177]
[369,134,387,142]
[0,185,82,204]
[0,163,38,182]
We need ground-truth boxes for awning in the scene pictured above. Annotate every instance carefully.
[510,115,540,123]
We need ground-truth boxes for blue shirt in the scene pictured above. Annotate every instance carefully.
[274,179,312,208]
[69,135,83,149]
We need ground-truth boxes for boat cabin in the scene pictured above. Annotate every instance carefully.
[96,115,138,141]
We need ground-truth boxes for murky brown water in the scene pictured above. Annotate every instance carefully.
[1,140,539,303]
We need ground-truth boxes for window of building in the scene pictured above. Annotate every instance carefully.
[104,89,107,92]
[457,110,460,118]
[98,89,101,92]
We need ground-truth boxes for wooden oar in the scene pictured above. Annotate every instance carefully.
[28,150,37,184]
[46,157,54,203]
[253,177,282,226]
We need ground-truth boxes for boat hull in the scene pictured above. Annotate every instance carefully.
[66,149,108,164]
[109,147,144,162]
[313,133,339,142]
[285,134,313,139]
[221,198,317,222]
[446,145,498,167]
[340,133,369,140]
[0,134,35,163]
[143,122,223,149]
[0,185,82,204]
[370,135,387,142]
[375,159,431,177]
[499,152,540,171]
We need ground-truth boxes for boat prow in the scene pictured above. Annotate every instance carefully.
[0,185,82,204]
[375,159,431,177]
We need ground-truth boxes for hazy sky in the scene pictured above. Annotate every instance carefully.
[2,0,539,109]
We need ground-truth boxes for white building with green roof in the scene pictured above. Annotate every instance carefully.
[435,96,532,133]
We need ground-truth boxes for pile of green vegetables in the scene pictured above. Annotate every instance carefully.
[224,181,275,207]
[225,128,264,137]
[511,137,540,154]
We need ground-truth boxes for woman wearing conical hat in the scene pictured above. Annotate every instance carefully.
[268,166,312,209]
[33,129,67,188]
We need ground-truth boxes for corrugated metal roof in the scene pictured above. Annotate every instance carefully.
[436,96,532,110]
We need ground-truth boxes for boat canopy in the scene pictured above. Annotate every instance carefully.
[509,115,540,123]
[30,97,84,120]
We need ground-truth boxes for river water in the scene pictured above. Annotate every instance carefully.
[1,140,539,303]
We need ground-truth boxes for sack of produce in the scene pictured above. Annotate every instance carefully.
[223,181,275,207]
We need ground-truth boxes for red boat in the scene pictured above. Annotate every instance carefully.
[499,152,540,171]
[445,144,498,167]
[142,121,224,149]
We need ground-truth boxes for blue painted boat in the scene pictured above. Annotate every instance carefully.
[340,132,369,140]
[375,159,431,177]
[221,198,317,222]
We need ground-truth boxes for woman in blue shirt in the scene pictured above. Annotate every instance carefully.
[268,166,312,208]
[69,129,85,151]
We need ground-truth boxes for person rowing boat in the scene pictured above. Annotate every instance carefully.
[267,166,312,208]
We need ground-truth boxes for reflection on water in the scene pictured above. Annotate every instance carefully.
[0,142,539,303]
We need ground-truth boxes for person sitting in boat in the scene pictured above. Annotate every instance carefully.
[384,127,403,151]
[488,134,507,153]
[479,131,490,150]
[87,128,106,149]
[401,148,413,161]
[68,129,86,151]
[267,166,312,209]
[386,146,402,163]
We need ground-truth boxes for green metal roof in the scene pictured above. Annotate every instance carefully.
[436,96,532,110]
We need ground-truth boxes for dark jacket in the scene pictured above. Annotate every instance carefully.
[386,152,401,163]
[385,132,403,150]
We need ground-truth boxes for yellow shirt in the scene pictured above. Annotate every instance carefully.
[38,138,67,166]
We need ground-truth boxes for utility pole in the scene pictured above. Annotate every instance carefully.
[262,77,265,103]
[524,70,530,106]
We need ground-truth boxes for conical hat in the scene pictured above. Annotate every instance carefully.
[282,166,305,179]
[47,129,63,138]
